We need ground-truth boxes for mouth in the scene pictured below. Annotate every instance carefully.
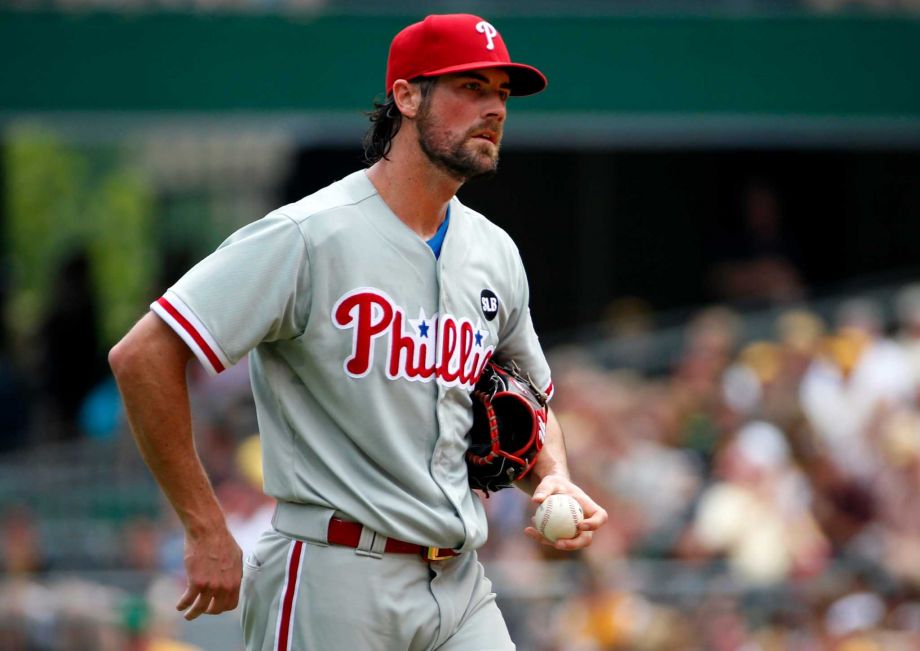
[471,130,499,144]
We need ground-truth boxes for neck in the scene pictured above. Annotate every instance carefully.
[366,134,461,240]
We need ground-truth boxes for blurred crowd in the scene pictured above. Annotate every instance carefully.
[477,286,920,650]
[4,285,920,649]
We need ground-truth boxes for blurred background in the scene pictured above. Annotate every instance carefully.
[1,1,920,649]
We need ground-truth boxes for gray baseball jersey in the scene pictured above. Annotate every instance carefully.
[151,169,553,552]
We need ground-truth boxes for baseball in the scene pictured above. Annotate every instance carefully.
[533,494,584,542]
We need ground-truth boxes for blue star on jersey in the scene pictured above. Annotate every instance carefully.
[410,308,432,339]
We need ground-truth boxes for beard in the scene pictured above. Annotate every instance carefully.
[416,103,501,182]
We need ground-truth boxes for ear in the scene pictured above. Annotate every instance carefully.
[392,79,424,119]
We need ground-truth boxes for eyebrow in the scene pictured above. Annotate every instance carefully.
[456,71,513,90]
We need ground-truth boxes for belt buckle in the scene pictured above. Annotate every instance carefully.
[426,547,454,561]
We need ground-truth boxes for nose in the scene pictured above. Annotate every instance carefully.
[483,91,507,123]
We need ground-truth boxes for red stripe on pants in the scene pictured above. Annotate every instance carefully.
[278,540,304,651]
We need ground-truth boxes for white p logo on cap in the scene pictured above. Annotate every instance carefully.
[475,21,497,50]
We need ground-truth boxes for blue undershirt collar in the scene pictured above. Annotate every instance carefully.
[426,205,451,259]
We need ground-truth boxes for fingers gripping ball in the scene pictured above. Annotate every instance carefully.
[533,494,584,542]
[466,361,548,494]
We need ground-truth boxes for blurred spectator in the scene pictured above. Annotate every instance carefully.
[78,376,123,440]
[824,590,887,649]
[867,406,920,587]
[35,251,107,442]
[604,382,703,556]
[671,306,743,466]
[1,505,48,575]
[598,296,657,370]
[0,356,28,451]
[693,595,754,651]
[0,264,29,451]
[551,574,693,650]
[122,518,164,573]
[722,340,782,418]
[219,434,274,558]
[723,309,825,431]
[800,298,914,479]
[709,180,805,305]
[689,421,829,586]
[894,283,920,392]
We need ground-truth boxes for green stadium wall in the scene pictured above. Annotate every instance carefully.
[1,11,918,118]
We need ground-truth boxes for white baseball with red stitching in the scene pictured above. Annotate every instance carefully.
[532,494,584,542]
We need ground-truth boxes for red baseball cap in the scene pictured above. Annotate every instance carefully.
[385,14,547,97]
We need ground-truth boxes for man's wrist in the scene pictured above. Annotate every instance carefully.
[183,512,230,540]
[532,466,570,484]
[517,467,569,495]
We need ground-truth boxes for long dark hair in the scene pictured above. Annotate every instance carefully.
[362,78,436,165]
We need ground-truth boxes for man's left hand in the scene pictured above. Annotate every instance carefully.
[524,474,608,551]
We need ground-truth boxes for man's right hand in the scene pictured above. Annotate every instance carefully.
[177,527,243,620]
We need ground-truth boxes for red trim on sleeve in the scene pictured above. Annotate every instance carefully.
[277,540,304,651]
[156,297,225,374]
[544,381,554,399]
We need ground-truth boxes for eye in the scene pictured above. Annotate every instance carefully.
[464,81,482,91]
[498,90,510,102]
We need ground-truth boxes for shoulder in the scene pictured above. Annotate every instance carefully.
[275,169,376,229]
[217,172,375,252]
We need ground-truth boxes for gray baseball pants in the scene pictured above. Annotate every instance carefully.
[240,528,515,650]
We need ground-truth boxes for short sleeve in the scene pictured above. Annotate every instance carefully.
[151,212,310,374]
[495,248,554,400]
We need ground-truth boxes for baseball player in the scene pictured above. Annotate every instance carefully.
[110,13,607,650]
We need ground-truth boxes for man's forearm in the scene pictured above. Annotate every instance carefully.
[522,407,569,492]
[109,313,226,536]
